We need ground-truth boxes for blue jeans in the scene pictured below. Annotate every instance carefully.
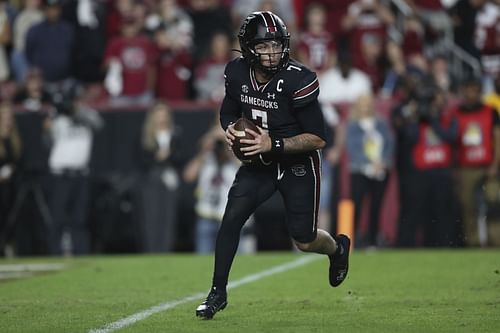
[10,50,28,83]
[195,218,220,254]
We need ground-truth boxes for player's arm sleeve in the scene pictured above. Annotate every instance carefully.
[219,65,241,130]
[220,93,241,130]
[292,71,320,108]
[294,99,327,141]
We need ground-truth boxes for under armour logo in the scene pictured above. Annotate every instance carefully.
[242,85,249,93]
[275,140,281,147]
[267,93,275,99]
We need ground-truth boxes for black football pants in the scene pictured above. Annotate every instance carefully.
[212,151,321,288]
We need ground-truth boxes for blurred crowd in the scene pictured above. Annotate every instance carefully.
[0,0,497,104]
[0,0,500,256]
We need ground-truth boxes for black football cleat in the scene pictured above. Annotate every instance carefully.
[195,287,228,319]
[329,234,351,287]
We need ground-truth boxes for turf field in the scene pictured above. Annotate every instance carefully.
[0,250,499,333]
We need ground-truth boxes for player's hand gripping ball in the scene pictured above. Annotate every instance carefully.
[231,118,260,164]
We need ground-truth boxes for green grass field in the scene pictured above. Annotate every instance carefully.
[0,250,499,333]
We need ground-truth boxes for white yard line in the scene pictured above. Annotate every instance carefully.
[0,263,66,280]
[0,263,66,272]
[88,255,320,333]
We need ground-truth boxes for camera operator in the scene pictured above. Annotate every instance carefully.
[45,84,103,255]
[406,83,459,246]
[391,71,424,246]
[392,75,459,246]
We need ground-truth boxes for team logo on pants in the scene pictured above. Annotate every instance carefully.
[291,164,306,176]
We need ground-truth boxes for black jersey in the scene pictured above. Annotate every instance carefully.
[220,57,325,141]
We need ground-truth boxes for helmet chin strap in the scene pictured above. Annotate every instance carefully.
[255,53,279,76]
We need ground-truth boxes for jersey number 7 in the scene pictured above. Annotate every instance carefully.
[252,108,268,129]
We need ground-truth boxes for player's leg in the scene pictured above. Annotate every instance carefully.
[196,165,276,319]
[279,152,350,287]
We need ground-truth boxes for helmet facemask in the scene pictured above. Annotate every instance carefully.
[248,38,290,75]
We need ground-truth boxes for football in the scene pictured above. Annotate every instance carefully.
[231,117,259,163]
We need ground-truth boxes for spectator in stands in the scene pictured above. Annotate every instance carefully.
[138,101,180,252]
[194,31,231,103]
[318,51,371,105]
[187,0,232,61]
[103,14,156,106]
[346,94,394,248]
[401,16,427,71]
[13,67,52,111]
[450,0,486,61]
[484,75,500,113]
[146,0,193,50]
[231,0,296,33]
[358,32,385,89]
[25,0,75,87]
[153,24,192,101]
[105,0,134,39]
[341,0,394,90]
[302,0,351,47]
[405,0,454,49]
[474,0,500,94]
[453,78,500,246]
[61,0,107,83]
[296,2,336,76]
[183,121,240,253]
[46,83,103,255]
[0,0,11,82]
[404,83,459,246]
[10,0,43,83]
[0,103,22,252]
[429,54,456,94]
[149,0,193,101]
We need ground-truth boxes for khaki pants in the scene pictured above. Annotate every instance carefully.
[457,167,500,246]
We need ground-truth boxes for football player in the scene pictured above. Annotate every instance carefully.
[196,11,351,320]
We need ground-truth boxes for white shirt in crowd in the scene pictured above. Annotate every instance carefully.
[49,115,93,172]
[195,154,239,222]
[318,67,372,105]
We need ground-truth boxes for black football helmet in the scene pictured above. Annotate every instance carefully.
[238,11,290,75]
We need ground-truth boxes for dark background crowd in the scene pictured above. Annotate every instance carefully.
[0,0,500,257]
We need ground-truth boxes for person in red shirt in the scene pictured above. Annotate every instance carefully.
[153,24,192,101]
[103,15,156,106]
[340,0,394,90]
[296,2,336,76]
